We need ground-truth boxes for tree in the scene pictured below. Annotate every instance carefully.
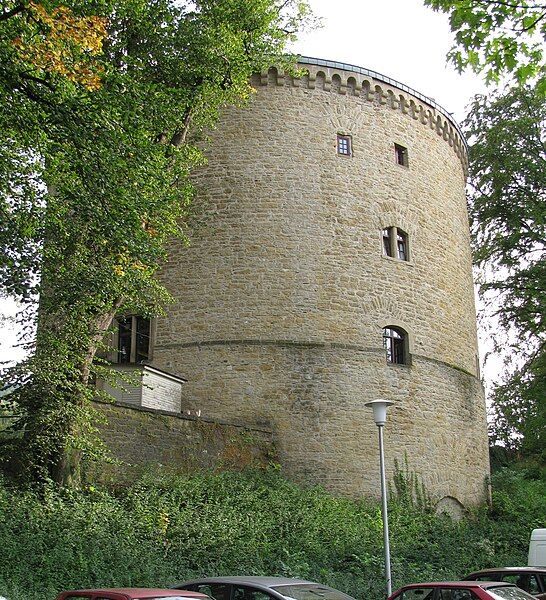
[424,0,546,93]
[0,0,311,485]
[463,85,546,459]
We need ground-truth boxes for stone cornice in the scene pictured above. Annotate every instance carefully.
[252,56,468,175]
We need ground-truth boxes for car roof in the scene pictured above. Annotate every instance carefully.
[61,589,209,598]
[396,582,518,590]
[177,578,316,589]
[466,568,546,575]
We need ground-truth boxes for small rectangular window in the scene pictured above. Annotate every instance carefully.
[382,227,409,261]
[394,143,408,166]
[337,134,352,156]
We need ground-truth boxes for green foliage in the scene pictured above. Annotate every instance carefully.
[0,0,311,485]
[463,85,546,459]
[389,455,433,513]
[0,466,543,600]
[424,0,546,92]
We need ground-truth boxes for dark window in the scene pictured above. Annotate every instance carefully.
[233,586,274,600]
[501,575,540,595]
[398,588,435,600]
[135,316,150,363]
[270,585,355,600]
[383,228,392,256]
[117,316,133,364]
[383,327,407,364]
[397,230,408,260]
[382,227,409,261]
[394,143,409,166]
[337,134,352,156]
[193,584,231,600]
[116,316,151,364]
[437,590,477,600]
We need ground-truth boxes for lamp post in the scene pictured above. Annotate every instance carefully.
[365,399,394,597]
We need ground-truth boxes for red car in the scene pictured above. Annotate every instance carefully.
[463,568,546,600]
[388,581,537,600]
[55,589,211,600]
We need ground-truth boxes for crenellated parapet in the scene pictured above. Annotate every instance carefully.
[251,56,468,174]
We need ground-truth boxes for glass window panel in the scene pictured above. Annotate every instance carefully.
[270,584,354,600]
[117,317,132,364]
[383,228,392,256]
[488,586,537,600]
[396,230,408,261]
[394,143,408,166]
[399,589,435,600]
[136,316,150,363]
[383,327,406,364]
[233,587,274,600]
[195,584,231,600]
[337,135,351,156]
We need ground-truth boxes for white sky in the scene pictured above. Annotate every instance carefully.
[1,0,501,391]
[288,0,489,121]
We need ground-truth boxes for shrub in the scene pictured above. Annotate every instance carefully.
[0,466,542,600]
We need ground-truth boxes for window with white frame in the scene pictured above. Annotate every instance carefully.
[337,134,352,156]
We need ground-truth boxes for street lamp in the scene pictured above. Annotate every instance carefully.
[365,399,395,597]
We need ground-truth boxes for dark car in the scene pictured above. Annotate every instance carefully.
[172,576,357,600]
[56,589,211,600]
[463,568,546,600]
[388,581,537,600]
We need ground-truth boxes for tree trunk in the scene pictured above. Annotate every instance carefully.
[22,300,123,487]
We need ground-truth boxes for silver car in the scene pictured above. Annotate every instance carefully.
[172,577,357,600]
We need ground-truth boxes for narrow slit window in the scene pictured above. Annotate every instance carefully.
[383,228,393,257]
[394,143,409,166]
[337,134,352,156]
[397,230,408,260]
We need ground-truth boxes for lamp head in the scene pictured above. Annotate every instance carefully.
[365,399,394,426]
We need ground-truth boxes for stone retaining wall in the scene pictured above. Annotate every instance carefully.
[92,401,275,481]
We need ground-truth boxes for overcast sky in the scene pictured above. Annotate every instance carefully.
[1,0,500,388]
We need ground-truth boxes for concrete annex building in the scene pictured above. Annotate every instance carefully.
[114,57,491,508]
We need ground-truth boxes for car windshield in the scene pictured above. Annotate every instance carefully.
[487,586,537,600]
[270,585,355,600]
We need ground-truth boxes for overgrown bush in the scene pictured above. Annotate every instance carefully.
[0,465,543,600]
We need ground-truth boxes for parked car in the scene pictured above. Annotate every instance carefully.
[463,568,546,599]
[388,581,537,600]
[55,589,211,600]
[172,576,357,600]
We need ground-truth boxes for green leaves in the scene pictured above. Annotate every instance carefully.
[464,84,546,458]
[0,0,310,485]
[424,0,546,92]
[0,467,545,600]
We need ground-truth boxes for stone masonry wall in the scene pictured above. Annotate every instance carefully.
[153,60,490,506]
[93,401,274,481]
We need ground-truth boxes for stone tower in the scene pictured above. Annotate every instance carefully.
[153,57,490,507]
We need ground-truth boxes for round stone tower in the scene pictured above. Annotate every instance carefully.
[154,57,490,507]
